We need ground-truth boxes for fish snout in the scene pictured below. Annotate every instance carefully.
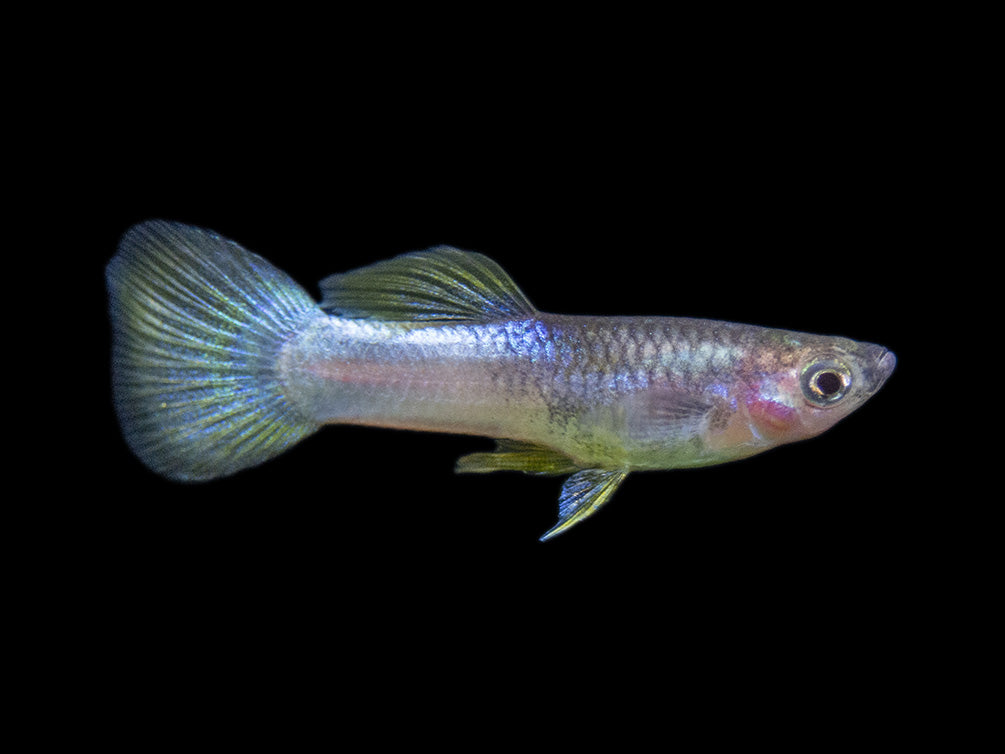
[865,346,896,393]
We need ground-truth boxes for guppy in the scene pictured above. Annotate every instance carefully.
[107,221,896,540]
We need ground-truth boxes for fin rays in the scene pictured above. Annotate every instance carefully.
[454,441,628,541]
[455,440,579,476]
[540,469,628,541]
[320,246,536,322]
[107,221,322,481]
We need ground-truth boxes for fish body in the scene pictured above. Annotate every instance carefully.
[107,222,895,539]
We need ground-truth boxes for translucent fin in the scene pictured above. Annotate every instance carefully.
[540,469,628,542]
[455,440,580,476]
[621,388,715,443]
[106,221,322,481]
[319,246,536,322]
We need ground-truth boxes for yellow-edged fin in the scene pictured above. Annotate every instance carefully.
[455,440,580,476]
[540,469,629,541]
[320,246,536,322]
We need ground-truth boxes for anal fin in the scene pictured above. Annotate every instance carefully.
[540,469,628,541]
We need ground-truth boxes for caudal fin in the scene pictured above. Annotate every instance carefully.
[106,221,321,481]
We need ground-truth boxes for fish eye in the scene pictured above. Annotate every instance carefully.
[800,359,851,407]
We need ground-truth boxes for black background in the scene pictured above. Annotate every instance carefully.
[59,22,974,739]
[82,118,919,633]
[86,98,912,567]
[89,149,910,555]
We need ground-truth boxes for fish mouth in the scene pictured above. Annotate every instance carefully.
[869,348,897,391]
[877,349,897,380]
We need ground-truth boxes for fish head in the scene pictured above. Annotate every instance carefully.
[743,335,896,445]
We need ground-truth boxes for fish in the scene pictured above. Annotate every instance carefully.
[106,221,896,540]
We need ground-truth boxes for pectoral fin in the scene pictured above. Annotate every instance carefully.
[540,469,629,542]
[622,388,715,444]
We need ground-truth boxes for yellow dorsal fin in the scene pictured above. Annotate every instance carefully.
[320,246,536,322]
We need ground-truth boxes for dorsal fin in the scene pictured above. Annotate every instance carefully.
[320,246,536,322]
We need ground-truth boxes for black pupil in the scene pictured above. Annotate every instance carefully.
[816,371,843,396]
